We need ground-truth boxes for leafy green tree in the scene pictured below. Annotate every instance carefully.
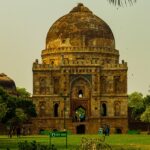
[0,103,8,120]
[128,92,145,120]
[0,87,36,137]
[140,106,150,133]
[3,98,37,138]
[16,87,31,98]
[129,92,150,133]
[144,95,150,106]
[0,86,9,101]
[128,92,143,107]
[16,98,37,120]
[0,87,9,120]
[15,108,27,123]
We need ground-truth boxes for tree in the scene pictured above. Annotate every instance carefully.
[0,103,8,121]
[15,108,27,123]
[16,98,37,120]
[3,97,37,138]
[128,92,145,120]
[0,87,9,120]
[0,87,36,137]
[16,87,31,98]
[144,95,150,106]
[107,0,137,6]
[129,92,150,133]
[140,106,150,133]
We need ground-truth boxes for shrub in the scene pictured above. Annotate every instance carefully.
[76,137,139,150]
[18,141,57,150]
[76,136,112,150]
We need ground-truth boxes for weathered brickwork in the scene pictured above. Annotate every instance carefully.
[31,3,128,134]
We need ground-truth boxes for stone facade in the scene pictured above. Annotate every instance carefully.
[32,3,128,134]
[0,73,17,95]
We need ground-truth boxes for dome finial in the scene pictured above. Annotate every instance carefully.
[70,3,92,13]
[77,3,84,7]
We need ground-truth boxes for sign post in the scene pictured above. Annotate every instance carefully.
[49,131,67,149]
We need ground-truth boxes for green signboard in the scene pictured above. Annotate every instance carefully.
[49,131,67,137]
[49,131,67,148]
[40,131,68,148]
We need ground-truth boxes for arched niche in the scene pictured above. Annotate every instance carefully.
[101,103,107,116]
[114,101,121,116]
[53,103,59,117]
[39,101,46,116]
[70,76,91,99]
[40,78,46,94]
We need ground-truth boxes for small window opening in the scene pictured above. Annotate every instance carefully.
[54,103,59,117]
[101,103,107,116]
[78,90,83,98]
[51,61,54,66]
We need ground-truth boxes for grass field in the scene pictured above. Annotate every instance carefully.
[0,134,150,150]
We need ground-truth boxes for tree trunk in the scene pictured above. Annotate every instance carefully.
[8,125,15,138]
[147,123,150,134]
[8,127,13,138]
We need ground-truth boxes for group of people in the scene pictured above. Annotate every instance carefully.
[99,125,110,136]
[7,127,31,138]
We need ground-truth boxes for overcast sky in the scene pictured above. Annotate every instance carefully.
[0,0,150,95]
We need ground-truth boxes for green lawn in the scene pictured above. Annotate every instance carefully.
[0,134,150,150]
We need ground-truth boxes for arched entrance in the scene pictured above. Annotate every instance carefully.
[70,76,91,117]
[76,124,85,134]
[115,128,122,134]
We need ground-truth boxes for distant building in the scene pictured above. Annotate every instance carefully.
[0,73,17,95]
[32,3,128,134]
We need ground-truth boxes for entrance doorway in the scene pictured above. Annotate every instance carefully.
[76,125,85,134]
[115,128,122,134]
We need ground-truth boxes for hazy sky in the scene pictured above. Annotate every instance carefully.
[0,0,150,95]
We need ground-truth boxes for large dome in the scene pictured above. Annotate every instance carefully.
[46,3,115,49]
[0,73,17,95]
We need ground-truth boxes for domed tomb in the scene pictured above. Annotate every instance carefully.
[42,3,118,65]
[0,73,17,95]
[46,3,115,49]
[32,3,128,135]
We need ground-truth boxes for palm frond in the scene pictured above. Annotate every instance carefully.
[107,0,137,6]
